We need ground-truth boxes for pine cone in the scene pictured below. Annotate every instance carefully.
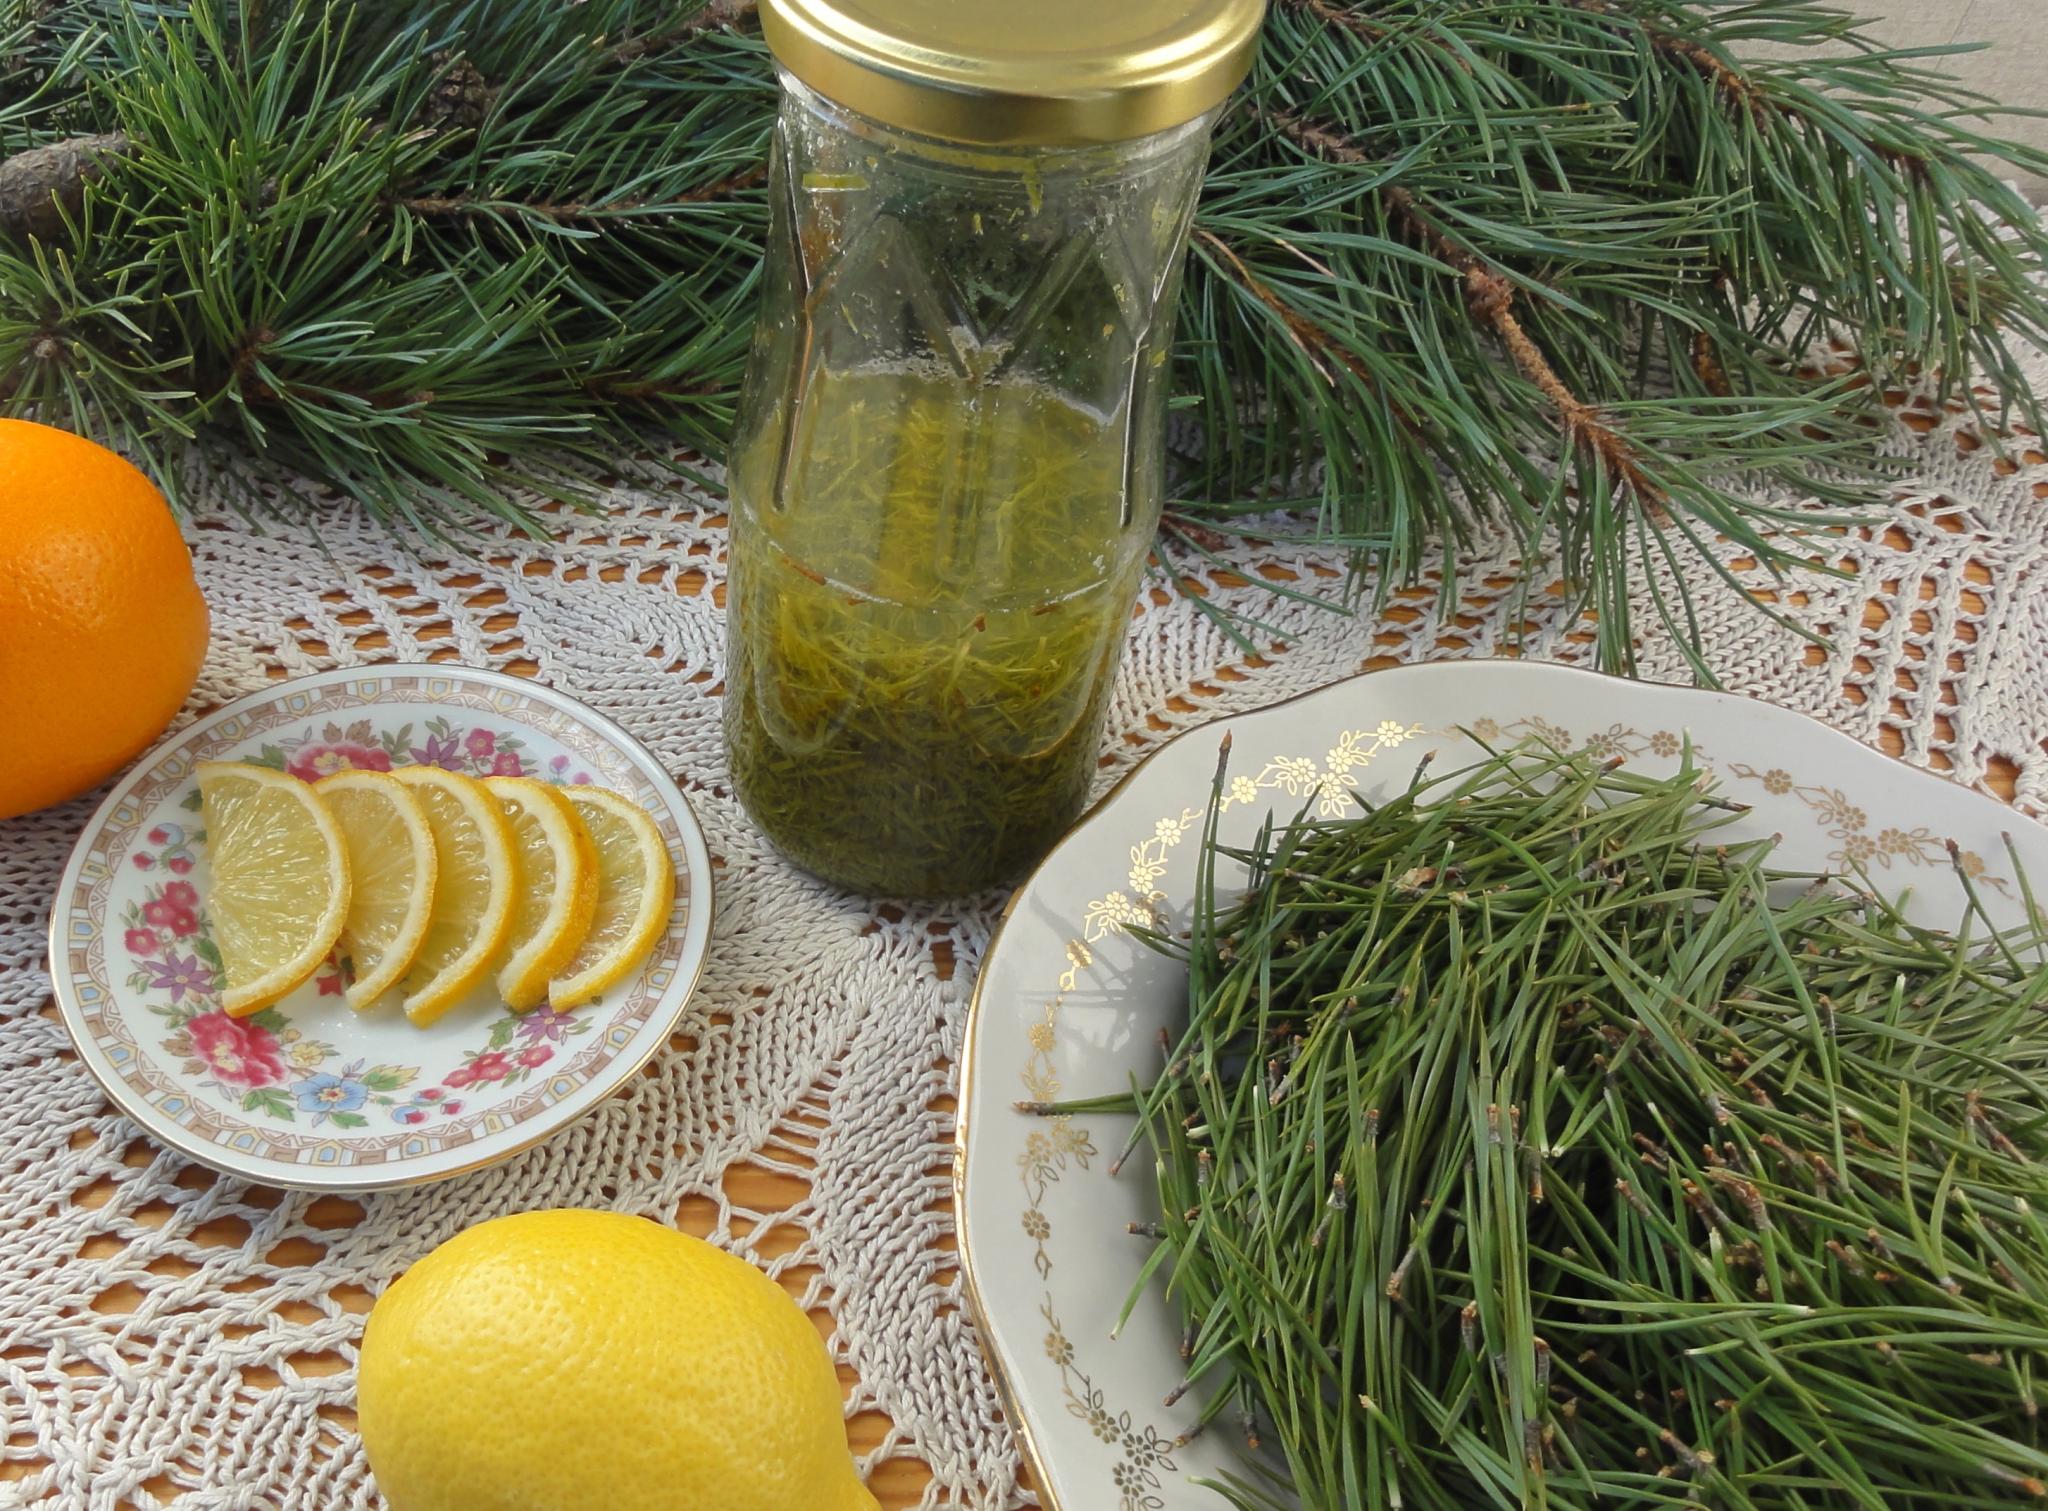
[0,134,132,244]
[421,52,492,132]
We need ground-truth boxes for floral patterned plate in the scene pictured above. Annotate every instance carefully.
[955,660,2048,1511]
[48,664,714,1192]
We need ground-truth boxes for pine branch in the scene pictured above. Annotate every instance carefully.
[1268,106,1670,521]
[1194,226,1374,391]
[2,0,2045,677]
[1567,0,1767,122]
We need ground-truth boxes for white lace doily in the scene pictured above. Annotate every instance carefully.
[4,358,2046,1508]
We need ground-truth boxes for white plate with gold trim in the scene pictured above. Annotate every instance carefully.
[48,664,714,1192]
[956,660,2046,1511]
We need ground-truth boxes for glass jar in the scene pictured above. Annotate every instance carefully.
[729,0,1264,897]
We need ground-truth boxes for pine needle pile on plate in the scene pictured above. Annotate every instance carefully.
[1100,745,2048,1509]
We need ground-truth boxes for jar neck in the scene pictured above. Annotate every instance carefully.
[775,69,1219,178]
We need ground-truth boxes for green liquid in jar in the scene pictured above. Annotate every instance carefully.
[724,369,1149,897]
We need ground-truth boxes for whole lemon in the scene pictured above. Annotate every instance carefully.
[358,1209,880,1511]
[0,419,209,820]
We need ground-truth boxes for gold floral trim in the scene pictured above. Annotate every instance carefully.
[1477,714,1680,763]
[1014,721,1421,1499]
[1222,720,1422,816]
[1042,1299,1180,1511]
[1728,757,2015,888]
[1482,716,2009,893]
[1076,722,1424,947]
[1728,760,2009,893]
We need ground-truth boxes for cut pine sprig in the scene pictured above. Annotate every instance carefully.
[1052,743,2048,1509]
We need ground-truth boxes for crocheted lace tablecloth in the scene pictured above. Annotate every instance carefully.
[3,360,2047,1508]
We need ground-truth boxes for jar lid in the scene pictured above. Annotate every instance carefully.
[759,0,1267,146]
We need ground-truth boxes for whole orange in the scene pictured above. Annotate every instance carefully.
[0,420,210,820]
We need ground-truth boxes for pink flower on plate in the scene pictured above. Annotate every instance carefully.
[147,953,215,1003]
[489,750,524,778]
[142,897,181,928]
[125,928,159,955]
[163,881,198,909]
[468,1052,513,1083]
[441,1100,464,1115]
[286,742,393,783]
[147,826,169,845]
[164,908,199,939]
[515,1007,575,1044]
[132,853,155,871]
[187,1011,286,1089]
[465,729,497,760]
[411,733,463,771]
[167,856,194,875]
[516,1045,553,1069]
[444,1065,479,1090]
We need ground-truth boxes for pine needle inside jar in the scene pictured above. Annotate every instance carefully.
[1069,743,2048,1509]
[725,369,1149,897]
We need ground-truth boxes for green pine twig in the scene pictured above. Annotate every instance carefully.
[1,0,2044,676]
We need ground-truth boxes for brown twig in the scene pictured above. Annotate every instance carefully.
[1692,331,1732,397]
[1162,512,1244,554]
[1269,109,1670,520]
[393,193,628,220]
[1568,0,1765,121]
[1280,0,1390,43]
[230,326,277,384]
[1194,223,1444,454]
[1194,226,1374,392]
[1266,109,1369,167]
[603,0,760,68]
[1279,0,1471,71]
[222,329,427,411]
[395,163,766,222]
[1570,0,1931,179]
[675,163,771,203]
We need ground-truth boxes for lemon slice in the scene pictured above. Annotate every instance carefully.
[390,766,519,1026]
[318,770,439,1010]
[485,776,598,1011]
[549,787,675,1010]
[196,761,352,1017]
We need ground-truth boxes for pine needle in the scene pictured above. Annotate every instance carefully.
[1095,744,2048,1508]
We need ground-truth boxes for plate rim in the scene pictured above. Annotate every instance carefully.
[953,657,2034,1509]
[45,661,716,1194]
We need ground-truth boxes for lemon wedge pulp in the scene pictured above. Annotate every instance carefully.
[390,766,518,1026]
[318,769,439,1009]
[486,775,598,1011]
[549,787,674,1010]
[195,761,352,1017]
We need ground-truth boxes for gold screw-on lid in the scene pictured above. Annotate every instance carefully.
[759,0,1267,146]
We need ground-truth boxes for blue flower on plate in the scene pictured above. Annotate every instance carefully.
[293,1072,369,1117]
